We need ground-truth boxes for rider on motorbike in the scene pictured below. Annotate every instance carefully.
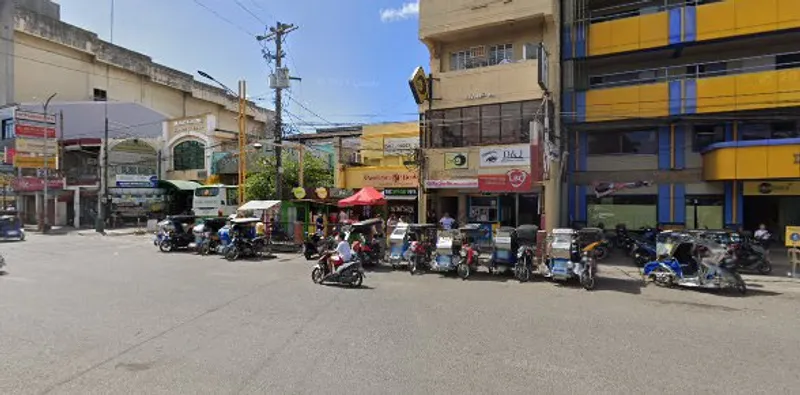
[328,233,352,275]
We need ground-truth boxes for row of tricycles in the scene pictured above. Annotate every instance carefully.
[328,221,610,290]
[153,215,272,261]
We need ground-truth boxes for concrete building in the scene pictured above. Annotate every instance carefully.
[0,0,273,227]
[562,0,800,236]
[416,0,560,229]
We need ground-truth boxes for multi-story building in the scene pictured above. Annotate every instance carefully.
[416,0,560,229]
[562,0,800,237]
[0,0,272,226]
[339,122,421,220]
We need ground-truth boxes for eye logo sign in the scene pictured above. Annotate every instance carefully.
[481,150,499,164]
[479,145,531,167]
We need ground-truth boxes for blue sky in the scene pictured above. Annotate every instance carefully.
[56,0,427,131]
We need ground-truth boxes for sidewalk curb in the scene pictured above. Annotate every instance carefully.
[77,229,149,237]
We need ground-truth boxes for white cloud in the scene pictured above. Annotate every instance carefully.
[379,1,419,22]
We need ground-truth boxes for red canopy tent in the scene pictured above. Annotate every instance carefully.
[337,187,386,207]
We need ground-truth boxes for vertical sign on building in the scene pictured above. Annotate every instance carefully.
[13,110,58,170]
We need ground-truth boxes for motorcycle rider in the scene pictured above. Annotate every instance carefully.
[328,233,352,275]
[754,223,771,253]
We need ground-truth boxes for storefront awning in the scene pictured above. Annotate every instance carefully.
[702,139,800,180]
[158,180,203,191]
[238,200,281,211]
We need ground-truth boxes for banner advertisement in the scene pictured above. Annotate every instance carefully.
[479,144,531,168]
[593,181,653,198]
[477,169,533,192]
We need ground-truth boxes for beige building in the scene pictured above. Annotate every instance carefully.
[416,0,561,230]
[1,0,272,177]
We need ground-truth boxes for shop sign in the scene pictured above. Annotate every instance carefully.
[115,174,158,188]
[329,188,354,199]
[478,170,533,192]
[384,188,417,197]
[743,181,800,196]
[11,176,64,192]
[171,116,207,134]
[425,179,478,189]
[384,137,419,156]
[15,110,56,124]
[292,187,307,199]
[13,155,57,169]
[15,138,54,153]
[408,66,430,105]
[786,226,800,248]
[479,144,531,168]
[444,152,469,169]
[15,124,56,139]
[362,172,418,188]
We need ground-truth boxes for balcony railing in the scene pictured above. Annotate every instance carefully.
[588,50,800,89]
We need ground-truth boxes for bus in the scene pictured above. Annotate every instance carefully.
[192,185,239,218]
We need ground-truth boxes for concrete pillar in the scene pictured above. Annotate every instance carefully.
[35,192,42,226]
[457,194,468,224]
[73,189,80,228]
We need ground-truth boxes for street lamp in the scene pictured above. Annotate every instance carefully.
[197,71,247,203]
[40,92,57,233]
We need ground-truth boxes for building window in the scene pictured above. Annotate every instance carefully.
[93,88,107,101]
[1,119,14,140]
[587,130,658,155]
[173,140,205,170]
[450,51,468,71]
[489,44,513,65]
[739,123,772,141]
[685,195,724,230]
[425,101,536,148]
[776,53,800,71]
[771,122,799,139]
[588,195,657,229]
[692,124,725,152]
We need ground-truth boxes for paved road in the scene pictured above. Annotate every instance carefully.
[2,234,800,395]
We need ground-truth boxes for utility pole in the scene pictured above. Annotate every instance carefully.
[238,80,247,204]
[257,22,298,200]
[40,92,57,233]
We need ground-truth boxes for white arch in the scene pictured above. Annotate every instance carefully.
[168,132,213,174]
[166,131,211,149]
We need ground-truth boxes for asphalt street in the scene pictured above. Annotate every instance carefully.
[2,233,800,395]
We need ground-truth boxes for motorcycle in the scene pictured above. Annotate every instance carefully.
[456,239,481,280]
[351,239,382,268]
[303,232,332,260]
[730,240,772,275]
[632,239,657,268]
[515,244,535,282]
[225,236,268,261]
[408,239,432,275]
[311,251,365,287]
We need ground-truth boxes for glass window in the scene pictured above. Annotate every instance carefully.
[587,195,657,229]
[739,123,771,141]
[692,124,725,152]
[772,121,799,139]
[443,108,462,148]
[195,187,220,197]
[521,101,537,142]
[587,130,657,155]
[481,104,501,145]
[685,195,724,229]
[428,111,444,148]
[1,119,14,140]
[450,51,468,71]
[173,140,206,171]
[462,107,481,146]
[489,44,513,65]
[226,187,239,206]
[622,131,658,154]
[501,102,522,142]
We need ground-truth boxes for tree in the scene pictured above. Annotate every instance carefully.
[245,151,334,200]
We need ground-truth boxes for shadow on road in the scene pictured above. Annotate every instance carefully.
[324,284,375,290]
[592,276,643,295]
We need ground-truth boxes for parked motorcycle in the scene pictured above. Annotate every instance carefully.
[225,236,268,261]
[730,239,772,275]
[408,239,432,275]
[311,251,365,287]
[632,240,657,268]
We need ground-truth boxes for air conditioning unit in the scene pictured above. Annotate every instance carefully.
[349,152,362,165]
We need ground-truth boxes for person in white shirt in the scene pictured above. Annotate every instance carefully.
[328,233,352,274]
[439,212,456,230]
[754,223,772,253]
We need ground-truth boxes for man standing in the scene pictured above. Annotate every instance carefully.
[439,212,456,230]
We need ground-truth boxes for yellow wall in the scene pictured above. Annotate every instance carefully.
[589,11,668,56]
[341,122,419,189]
[587,0,800,57]
[696,0,800,41]
[696,68,800,113]
[703,144,800,180]
[585,82,669,122]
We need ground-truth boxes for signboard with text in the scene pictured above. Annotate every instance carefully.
[479,144,531,168]
[14,109,58,169]
[383,137,419,156]
[478,170,533,192]
[361,171,418,188]
[425,179,478,189]
[115,174,158,188]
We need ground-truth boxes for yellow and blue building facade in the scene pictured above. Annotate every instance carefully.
[561,0,800,234]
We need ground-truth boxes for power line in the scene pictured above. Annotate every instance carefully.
[191,0,257,36]
[285,93,337,126]
[233,0,267,25]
